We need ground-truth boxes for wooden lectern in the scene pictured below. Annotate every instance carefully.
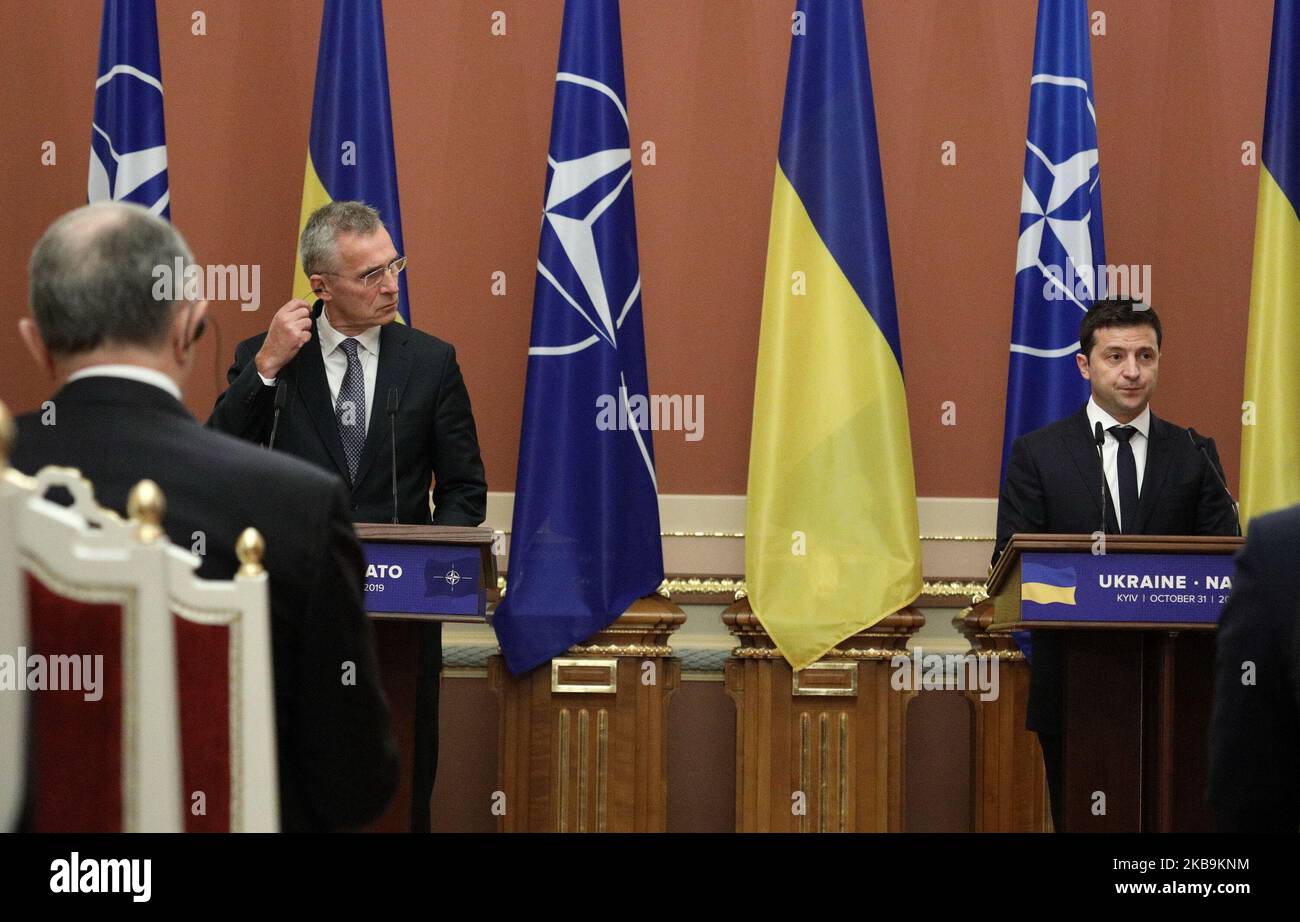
[986,533,1242,832]
[355,524,498,832]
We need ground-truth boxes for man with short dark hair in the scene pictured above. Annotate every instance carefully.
[209,200,486,832]
[993,296,1237,829]
[13,202,399,832]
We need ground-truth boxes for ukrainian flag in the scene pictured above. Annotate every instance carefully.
[745,0,922,671]
[293,0,411,324]
[1022,562,1077,607]
[1241,0,1300,526]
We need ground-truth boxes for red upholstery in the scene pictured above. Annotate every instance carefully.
[26,572,123,832]
[174,614,231,832]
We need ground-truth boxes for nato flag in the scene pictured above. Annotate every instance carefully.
[493,0,664,676]
[88,0,170,218]
[1001,0,1107,478]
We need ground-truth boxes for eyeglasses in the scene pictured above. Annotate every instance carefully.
[314,256,407,288]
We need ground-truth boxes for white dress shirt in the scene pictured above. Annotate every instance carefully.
[1085,396,1150,531]
[259,307,381,429]
[67,364,182,401]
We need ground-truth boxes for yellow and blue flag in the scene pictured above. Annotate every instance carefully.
[88,0,169,217]
[745,0,922,671]
[1240,0,1300,526]
[1022,562,1078,607]
[294,0,411,324]
[492,0,664,675]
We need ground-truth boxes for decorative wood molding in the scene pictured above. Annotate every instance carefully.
[488,595,685,832]
[722,597,924,832]
[492,575,990,609]
[953,600,1049,832]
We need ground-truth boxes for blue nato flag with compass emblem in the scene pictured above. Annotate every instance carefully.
[88,0,170,218]
[492,0,664,675]
[1001,0,1106,479]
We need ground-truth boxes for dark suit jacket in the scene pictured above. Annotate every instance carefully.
[208,307,486,527]
[1208,504,1300,832]
[12,376,399,832]
[993,404,1237,733]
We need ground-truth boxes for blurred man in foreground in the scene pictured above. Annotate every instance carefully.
[1208,505,1300,832]
[13,202,397,831]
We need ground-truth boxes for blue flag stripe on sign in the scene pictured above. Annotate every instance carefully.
[1022,562,1077,588]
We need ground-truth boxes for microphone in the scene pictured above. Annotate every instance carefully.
[1094,421,1108,537]
[1188,428,1241,536]
[387,386,399,525]
[267,377,289,450]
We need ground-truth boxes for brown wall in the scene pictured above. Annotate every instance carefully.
[0,0,1272,498]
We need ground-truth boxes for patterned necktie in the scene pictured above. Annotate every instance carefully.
[335,338,366,482]
[1109,425,1139,533]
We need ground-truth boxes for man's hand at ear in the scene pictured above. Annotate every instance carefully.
[255,299,313,380]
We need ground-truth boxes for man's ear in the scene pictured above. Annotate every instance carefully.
[310,273,331,302]
[187,299,209,348]
[172,300,209,365]
[1076,351,1091,381]
[17,318,56,379]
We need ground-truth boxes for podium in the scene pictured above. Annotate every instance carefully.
[354,524,498,832]
[986,534,1242,832]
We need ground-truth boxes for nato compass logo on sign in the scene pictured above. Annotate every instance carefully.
[443,567,461,588]
[530,72,655,489]
[1013,74,1103,359]
[88,64,170,215]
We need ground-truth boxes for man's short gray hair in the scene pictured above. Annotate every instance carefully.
[28,202,195,358]
[299,201,384,275]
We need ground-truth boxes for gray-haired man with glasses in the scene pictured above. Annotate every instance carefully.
[210,200,487,832]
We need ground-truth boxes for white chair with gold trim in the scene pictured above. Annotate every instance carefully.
[0,403,31,831]
[4,416,183,831]
[165,528,279,832]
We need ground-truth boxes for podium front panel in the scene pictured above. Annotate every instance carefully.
[1017,551,1234,626]
[361,540,486,621]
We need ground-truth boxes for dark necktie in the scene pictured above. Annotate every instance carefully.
[1109,425,1139,533]
[335,338,366,482]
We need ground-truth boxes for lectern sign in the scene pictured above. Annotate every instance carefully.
[361,542,483,619]
[1021,552,1235,624]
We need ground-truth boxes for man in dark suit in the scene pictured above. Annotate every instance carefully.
[208,201,487,831]
[994,297,1237,829]
[13,202,398,832]
[1208,504,1300,832]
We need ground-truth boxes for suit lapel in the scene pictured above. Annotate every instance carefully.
[352,322,414,489]
[1135,413,1173,533]
[1059,406,1120,533]
[292,319,351,482]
